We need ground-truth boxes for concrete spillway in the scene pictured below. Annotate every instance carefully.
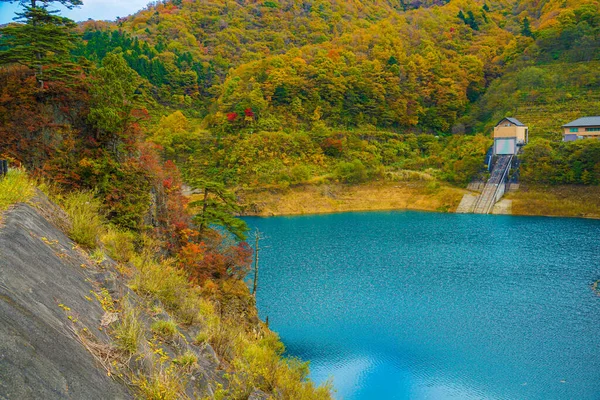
[457,155,513,214]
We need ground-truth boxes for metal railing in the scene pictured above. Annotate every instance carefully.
[488,155,513,213]
[473,155,513,214]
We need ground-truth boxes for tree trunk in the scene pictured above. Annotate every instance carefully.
[38,60,43,89]
[252,230,260,296]
[31,0,43,89]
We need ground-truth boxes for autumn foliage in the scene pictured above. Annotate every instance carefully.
[178,231,253,283]
[0,50,251,285]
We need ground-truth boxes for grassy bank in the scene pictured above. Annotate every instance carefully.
[238,181,600,219]
[0,169,35,213]
[506,185,600,219]
[239,181,468,216]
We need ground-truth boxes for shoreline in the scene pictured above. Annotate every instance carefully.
[237,182,600,220]
[238,181,467,217]
[242,204,457,218]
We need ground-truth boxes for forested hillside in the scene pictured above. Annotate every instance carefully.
[75,0,599,130]
[77,0,519,131]
[1,0,600,211]
[67,0,600,189]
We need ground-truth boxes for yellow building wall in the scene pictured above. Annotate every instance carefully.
[494,126,527,142]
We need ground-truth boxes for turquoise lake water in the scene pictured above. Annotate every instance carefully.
[244,211,600,400]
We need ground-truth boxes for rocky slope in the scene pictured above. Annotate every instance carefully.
[0,195,233,399]
[0,199,131,399]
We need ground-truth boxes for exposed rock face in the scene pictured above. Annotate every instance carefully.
[0,203,132,399]
[248,388,270,400]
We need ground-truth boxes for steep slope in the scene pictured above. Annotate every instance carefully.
[0,199,131,399]
[0,185,331,399]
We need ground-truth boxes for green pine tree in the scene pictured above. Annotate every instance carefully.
[521,17,533,37]
[87,52,141,145]
[189,180,249,240]
[466,11,479,30]
[0,0,83,87]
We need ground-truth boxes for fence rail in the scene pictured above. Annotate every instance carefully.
[472,155,512,214]
[491,156,513,207]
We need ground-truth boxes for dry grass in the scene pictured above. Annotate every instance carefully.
[0,169,35,212]
[240,181,468,216]
[69,324,122,379]
[506,185,600,219]
[112,300,144,355]
[134,366,187,400]
[60,191,105,249]
[102,226,136,262]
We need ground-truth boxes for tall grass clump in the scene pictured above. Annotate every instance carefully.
[134,366,185,400]
[113,299,144,355]
[61,191,104,248]
[172,351,198,373]
[0,169,35,212]
[129,252,202,323]
[151,320,178,340]
[102,226,136,262]
[227,330,333,399]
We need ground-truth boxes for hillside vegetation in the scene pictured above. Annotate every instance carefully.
[468,61,600,139]
[70,0,600,191]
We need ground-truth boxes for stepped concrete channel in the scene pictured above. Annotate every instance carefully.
[457,155,514,215]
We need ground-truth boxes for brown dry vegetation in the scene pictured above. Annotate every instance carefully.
[506,185,600,219]
[238,181,468,216]
[238,182,600,219]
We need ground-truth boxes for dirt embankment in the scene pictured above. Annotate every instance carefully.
[239,181,468,217]
[506,185,600,219]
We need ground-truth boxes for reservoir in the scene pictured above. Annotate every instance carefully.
[244,211,600,400]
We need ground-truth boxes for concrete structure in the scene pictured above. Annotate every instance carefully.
[458,155,514,214]
[472,155,513,214]
[493,117,528,155]
[562,116,600,141]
